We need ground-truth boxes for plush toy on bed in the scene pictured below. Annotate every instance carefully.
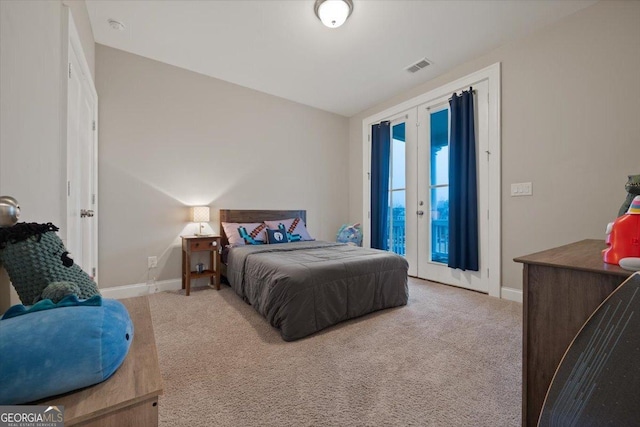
[336,223,363,246]
[0,222,100,304]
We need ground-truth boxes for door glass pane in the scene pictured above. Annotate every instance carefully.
[389,190,406,256]
[430,187,448,263]
[391,123,405,188]
[388,122,406,256]
[430,109,449,186]
[429,109,449,264]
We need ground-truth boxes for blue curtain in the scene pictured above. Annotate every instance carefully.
[371,121,391,250]
[448,89,479,271]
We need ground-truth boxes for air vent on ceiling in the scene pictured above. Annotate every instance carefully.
[405,58,431,74]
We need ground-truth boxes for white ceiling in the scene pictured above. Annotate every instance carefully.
[86,0,596,117]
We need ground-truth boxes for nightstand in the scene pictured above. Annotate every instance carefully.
[181,235,221,296]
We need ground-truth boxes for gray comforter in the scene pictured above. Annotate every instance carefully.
[227,241,409,341]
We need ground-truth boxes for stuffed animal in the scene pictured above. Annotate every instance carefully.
[604,195,640,271]
[336,223,363,246]
[618,174,640,217]
[0,222,100,304]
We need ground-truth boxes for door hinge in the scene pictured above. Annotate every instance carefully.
[92,120,96,131]
[68,63,72,79]
[92,267,96,278]
[92,194,96,205]
[67,181,70,196]
[367,172,370,181]
[487,268,489,278]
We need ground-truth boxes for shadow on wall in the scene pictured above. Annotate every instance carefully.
[99,161,191,288]
[100,150,337,289]
[99,160,297,288]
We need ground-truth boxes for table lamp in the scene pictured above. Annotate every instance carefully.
[191,206,210,236]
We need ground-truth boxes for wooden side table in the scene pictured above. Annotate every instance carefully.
[514,239,631,427]
[181,235,221,296]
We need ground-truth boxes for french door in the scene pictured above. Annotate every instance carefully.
[364,64,500,296]
[416,80,490,293]
[387,110,418,276]
[368,81,491,293]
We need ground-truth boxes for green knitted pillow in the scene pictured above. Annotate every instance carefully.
[0,223,100,304]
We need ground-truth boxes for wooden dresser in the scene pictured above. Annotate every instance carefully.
[514,239,632,427]
[40,296,163,426]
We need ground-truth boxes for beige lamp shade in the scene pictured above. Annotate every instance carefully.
[191,206,210,223]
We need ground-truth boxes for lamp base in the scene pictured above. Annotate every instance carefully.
[194,222,212,236]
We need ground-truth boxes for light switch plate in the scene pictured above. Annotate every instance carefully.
[511,182,533,197]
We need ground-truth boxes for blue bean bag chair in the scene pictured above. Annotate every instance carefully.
[0,295,133,404]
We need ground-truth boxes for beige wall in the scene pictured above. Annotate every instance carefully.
[0,0,95,311]
[349,0,640,292]
[96,45,349,288]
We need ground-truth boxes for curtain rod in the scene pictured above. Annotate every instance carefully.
[373,113,408,127]
[448,88,476,101]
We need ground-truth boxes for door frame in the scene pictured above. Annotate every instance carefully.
[65,9,99,282]
[362,63,501,298]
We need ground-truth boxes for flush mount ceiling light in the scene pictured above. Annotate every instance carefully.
[314,0,354,29]
[107,18,125,31]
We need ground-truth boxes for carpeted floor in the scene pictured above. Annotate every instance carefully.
[148,277,522,426]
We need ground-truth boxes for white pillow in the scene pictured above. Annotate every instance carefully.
[222,222,267,246]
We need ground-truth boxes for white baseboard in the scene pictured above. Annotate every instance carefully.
[100,278,182,299]
[102,280,524,303]
[501,286,523,303]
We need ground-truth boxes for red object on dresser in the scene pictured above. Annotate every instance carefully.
[603,197,640,265]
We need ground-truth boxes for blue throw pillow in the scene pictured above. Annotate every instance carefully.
[0,297,133,404]
[267,228,289,244]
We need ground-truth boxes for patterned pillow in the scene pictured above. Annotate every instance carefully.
[264,218,314,242]
[266,228,289,244]
[222,222,267,246]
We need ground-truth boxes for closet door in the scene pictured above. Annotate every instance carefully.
[66,13,98,280]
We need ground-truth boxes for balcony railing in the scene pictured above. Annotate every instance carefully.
[389,224,406,255]
[431,219,449,263]
[386,218,449,262]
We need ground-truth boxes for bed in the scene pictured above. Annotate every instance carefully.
[220,209,409,341]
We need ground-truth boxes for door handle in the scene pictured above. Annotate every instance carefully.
[80,209,94,218]
[417,210,424,216]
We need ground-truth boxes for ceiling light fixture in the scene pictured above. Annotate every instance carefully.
[314,0,354,29]
[107,19,125,31]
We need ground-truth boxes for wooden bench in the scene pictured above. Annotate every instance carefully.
[39,296,163,426]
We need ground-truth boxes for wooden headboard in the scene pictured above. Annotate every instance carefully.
[219,209,306,247]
